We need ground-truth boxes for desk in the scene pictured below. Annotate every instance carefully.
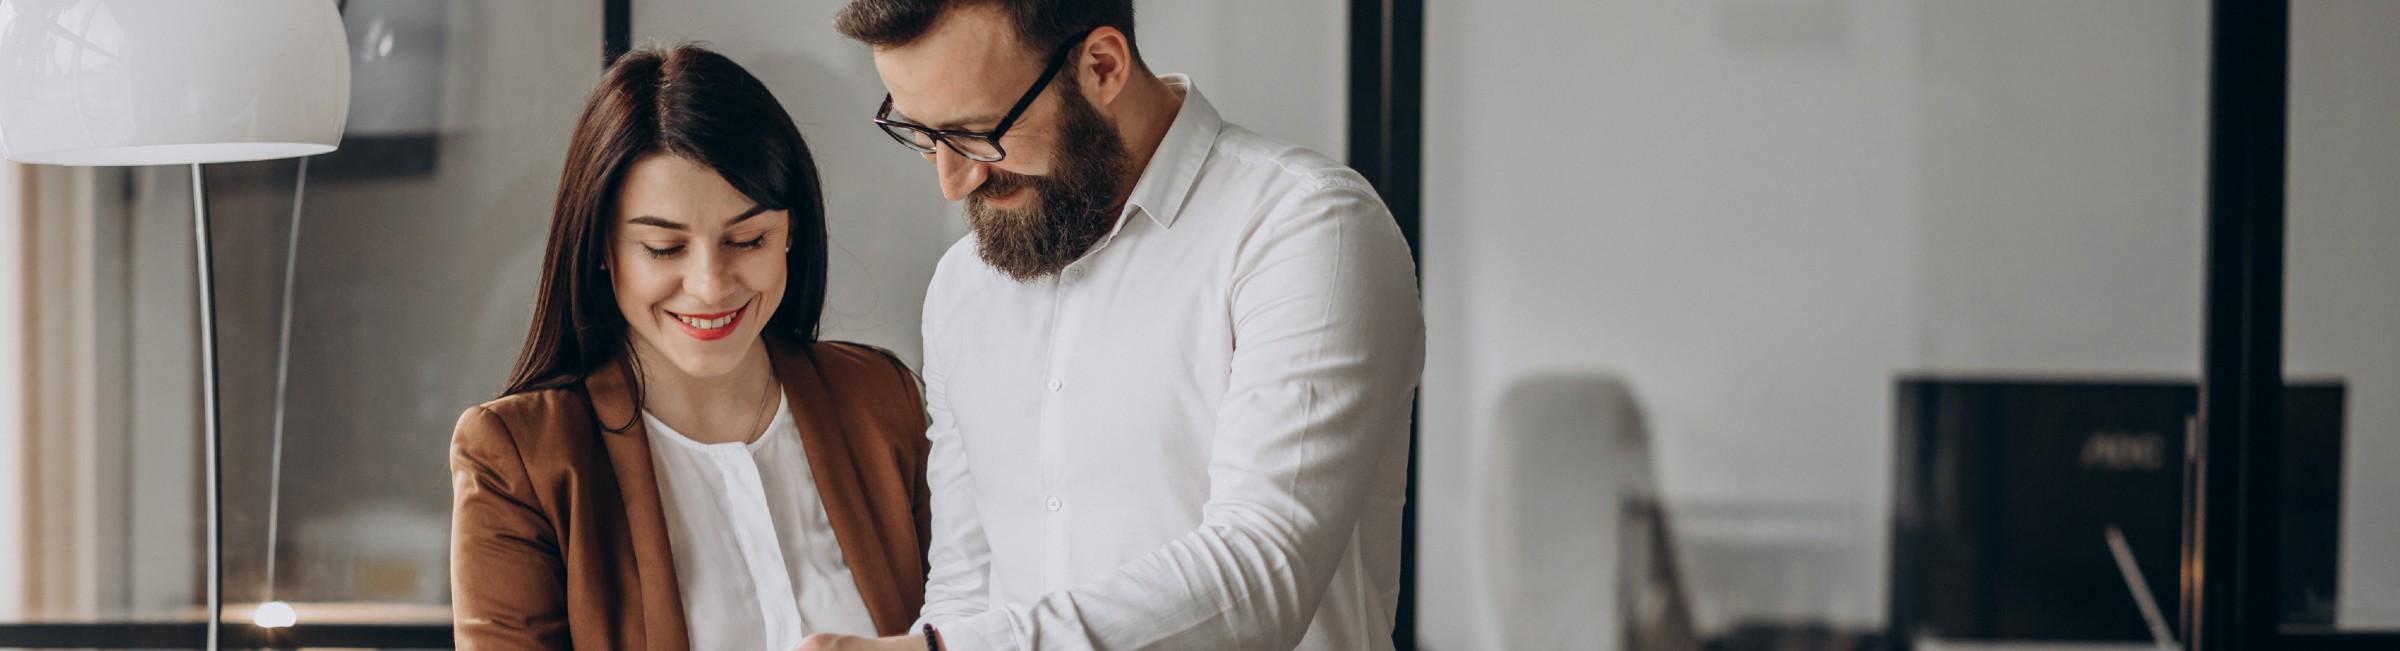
[0,602,451,649]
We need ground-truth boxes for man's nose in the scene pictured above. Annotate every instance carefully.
[933,145,987,202]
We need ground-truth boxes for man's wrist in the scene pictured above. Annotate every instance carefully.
[920,623,944,651]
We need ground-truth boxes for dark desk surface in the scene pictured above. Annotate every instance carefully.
[0,603,453,648]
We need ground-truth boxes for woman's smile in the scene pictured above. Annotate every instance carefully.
[667,299,749,341]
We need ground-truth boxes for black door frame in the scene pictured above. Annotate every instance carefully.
[2192,1,2398,649]
[1345,0,1424,647]
[2188,0,2288,648]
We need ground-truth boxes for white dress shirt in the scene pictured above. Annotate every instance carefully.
[915,75,1425,651]
[644,395,881,650]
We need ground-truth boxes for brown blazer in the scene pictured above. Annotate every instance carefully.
[449,338,931,650]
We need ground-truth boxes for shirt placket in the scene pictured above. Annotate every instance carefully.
[715,445,806,649]
[1037,261,1093,592]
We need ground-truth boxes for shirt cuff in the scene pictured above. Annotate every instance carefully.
[928,610,1014,651]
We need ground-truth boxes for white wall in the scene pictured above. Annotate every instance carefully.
[631,0,1348,366]
[0,162,21,621]
[2288,0,2400,629]
[1421,1,2213,647]
[1130,2,1346,161]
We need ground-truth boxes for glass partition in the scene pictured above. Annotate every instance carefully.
[1420,2,2215,648]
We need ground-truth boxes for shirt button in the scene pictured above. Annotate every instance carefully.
[1048,379,1063,392]
[1065,267,1085,282]
[1045,496,1063,511]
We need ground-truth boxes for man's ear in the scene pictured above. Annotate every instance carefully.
[1076,26,1137,108]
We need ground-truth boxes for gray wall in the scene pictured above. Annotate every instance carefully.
[2288,0,2400,630]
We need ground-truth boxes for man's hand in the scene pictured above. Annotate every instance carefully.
[795,633,929,651]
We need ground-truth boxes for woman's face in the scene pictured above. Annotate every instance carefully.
[610,153,789,379]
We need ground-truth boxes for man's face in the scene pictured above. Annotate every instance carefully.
[872,6,1131,281]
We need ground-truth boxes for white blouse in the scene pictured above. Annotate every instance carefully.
[644,395,880,650]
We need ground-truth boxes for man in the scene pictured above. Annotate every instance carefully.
[804,1,1422,649]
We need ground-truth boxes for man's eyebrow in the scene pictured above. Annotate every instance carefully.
[628,204,770,231]
[930,113,1004,131]
[895,103,1004,132]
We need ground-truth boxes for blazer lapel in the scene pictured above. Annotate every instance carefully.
[770,338,911,633]
[587,359,692,649]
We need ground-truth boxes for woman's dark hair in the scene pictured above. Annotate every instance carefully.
[502,44,829,398]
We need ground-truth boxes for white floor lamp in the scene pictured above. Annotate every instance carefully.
[0,2,350,649]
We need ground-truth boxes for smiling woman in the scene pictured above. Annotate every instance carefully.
[607,153,792,375]
[449,44,935,650]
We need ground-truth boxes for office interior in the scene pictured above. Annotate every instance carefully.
[0,0,2395,649]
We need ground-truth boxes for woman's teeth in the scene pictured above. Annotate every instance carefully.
[677,313,734,329]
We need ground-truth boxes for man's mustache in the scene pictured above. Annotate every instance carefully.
[973,169,1040,203]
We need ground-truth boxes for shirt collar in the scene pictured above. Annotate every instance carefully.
[1120,74,1222,229]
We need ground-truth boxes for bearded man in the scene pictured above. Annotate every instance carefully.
[807,2,1425,649]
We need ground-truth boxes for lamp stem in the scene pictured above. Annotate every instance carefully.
[190,163,224,651]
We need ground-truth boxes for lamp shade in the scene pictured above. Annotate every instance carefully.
[0,0,350,166]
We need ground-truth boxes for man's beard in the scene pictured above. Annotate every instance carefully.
[963,86,1132,282]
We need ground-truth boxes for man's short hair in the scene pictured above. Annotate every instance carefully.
[834,0,1140,63]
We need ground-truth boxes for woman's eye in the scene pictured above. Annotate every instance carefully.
[727,234,768,250]
[642,244,684,259]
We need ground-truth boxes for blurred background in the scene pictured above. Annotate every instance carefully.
[0,1,2393,649]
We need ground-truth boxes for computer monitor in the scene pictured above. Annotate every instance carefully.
[1886,377,2344,645]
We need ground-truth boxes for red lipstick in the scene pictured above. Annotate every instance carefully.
[668,303,746,342]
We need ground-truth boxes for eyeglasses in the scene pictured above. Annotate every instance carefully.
[872,29,1094,163]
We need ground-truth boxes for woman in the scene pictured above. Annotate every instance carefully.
[450,45,930,650]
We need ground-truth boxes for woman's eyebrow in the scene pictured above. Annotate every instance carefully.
[725,204,772,225]
[628,204,769,231]
[627,215,687,231]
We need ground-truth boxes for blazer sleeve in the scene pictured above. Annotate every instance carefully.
[450,405,570,650]
[891,355,936,567]
[855,343,937,567]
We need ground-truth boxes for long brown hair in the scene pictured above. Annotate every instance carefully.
[502,45,829,400]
